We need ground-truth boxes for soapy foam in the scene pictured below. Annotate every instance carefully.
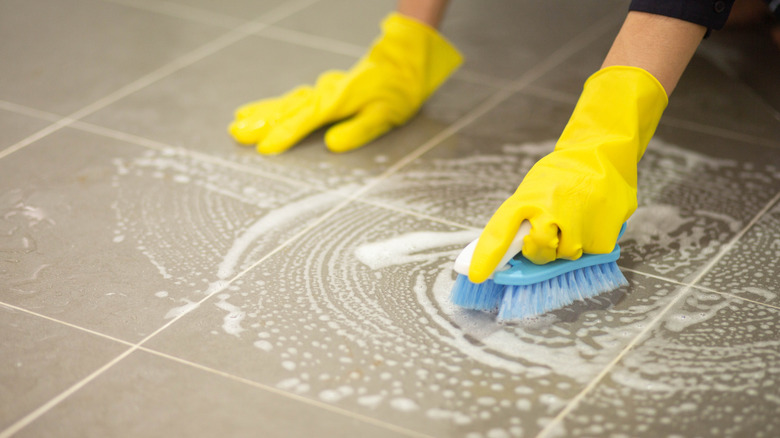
[103,138,780,436]
[562,290,780,436]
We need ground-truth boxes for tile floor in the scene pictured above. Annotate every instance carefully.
[2,0,779,437]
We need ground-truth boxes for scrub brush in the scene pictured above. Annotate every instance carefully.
[451,221,628,321]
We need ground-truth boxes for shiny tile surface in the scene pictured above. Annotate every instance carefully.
[0,127,336,341]
[700,201,780,307]
[0,305,127,430]
[557,289,780,437]
[16,350,410,438]
[2,0,779,437]
[528,28,780,145]
[145,203,689,437]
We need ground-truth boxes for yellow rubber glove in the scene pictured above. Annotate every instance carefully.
[468,66,668,283]
[229,13,462,154]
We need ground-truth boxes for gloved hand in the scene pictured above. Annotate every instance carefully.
[229,13,462,154]
[468,66,668,284]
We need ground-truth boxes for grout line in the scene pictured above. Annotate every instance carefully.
[355,198,482,231]
[258,26,366,58]
[4,3,769,435]
[68,117,484,234]
[98,0,246,29]
[0,0,320,163]
[660,116,780,149]
[0,201,381,437]
[69,120,317,191]
[0,293,433,437]
[0,302,136,348]
[535,285,694,437]
[452,69,513,89]
[0,118,76,161]
[536,187,780,438]
[0,101,64,123]
[691,284,780,311]
[90,0,510,89]
[623,266,780,312]
[0,3,329,436]
[0,346,138,438]
[519,85,579,104]
[619,266,692,288]
[70,116,482,235]
[519,86,780,150]
[136,347,437,438]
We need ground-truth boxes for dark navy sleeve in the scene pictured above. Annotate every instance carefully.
[629,0,735,30]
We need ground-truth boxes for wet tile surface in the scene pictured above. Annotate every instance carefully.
[2,0,780,437]
[0,127,337,341]
[528,26,780,145]
[556,289,780,438]
[700,23,780,113]
[16,350,410,438]
[699,200,780,307]
[0,305,127,430]
[147,203,697,437]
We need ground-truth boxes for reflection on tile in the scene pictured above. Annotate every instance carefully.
[0,109,52,152]
[84,35,497,191]
[145,202,693,436]
[557,289,780,437]
[701,24,780,112]
[0,305,127,429]
[0,0,225,115]
[0,127,337,341]
[528,28,780,144]
[17,350,408,438]
[700,200,780,307]
[365,92,780,281]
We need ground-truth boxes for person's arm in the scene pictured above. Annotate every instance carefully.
[397,0,450,28]
[602,11,706,96]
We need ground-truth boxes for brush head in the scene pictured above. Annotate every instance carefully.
[496,261,627,321]
[449,223,629,320]
[493,222,627,286]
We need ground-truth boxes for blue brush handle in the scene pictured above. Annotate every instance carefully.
[493,223,627,286]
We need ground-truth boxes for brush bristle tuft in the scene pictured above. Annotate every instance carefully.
[496,261,628,321]
[449,274,504,311]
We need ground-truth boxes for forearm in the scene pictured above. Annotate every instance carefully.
[602,11,706,96]
[397,0,450,28]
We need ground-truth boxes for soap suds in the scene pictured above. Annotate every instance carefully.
[100,139,780,436]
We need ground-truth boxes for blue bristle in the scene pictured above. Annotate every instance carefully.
[450,274,504,311]
[496,261,628,322]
